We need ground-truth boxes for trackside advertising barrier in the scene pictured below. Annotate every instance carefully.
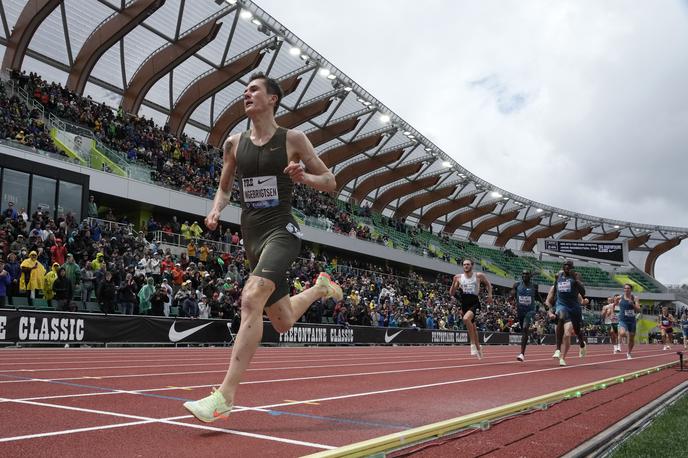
[0,309,610,346]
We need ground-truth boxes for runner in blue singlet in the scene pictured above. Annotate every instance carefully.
[617,284,640,359]
[548,260,587,366]
[510,270,540,362]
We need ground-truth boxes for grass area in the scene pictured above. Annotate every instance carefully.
[611,391,688,457]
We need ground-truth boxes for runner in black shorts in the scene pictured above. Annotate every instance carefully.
[184,72,343,423]
[658,305,676,350]
[449,259,493,359]
[509,270,541,362]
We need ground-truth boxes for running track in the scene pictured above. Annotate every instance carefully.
[0,345,681,457]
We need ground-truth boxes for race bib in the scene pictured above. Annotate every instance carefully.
[518,295,532,306]
[461,282,476,295]
[624,310,635,318]
[242,176,279,208]
[557,280,571,293]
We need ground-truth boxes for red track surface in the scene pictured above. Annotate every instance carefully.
[0,344,682,457]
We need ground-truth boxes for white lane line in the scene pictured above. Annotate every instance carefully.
[0,354,476,372]
[0,348,603,384]
[0,397,335,449]
[0,415,189,442]
[0,349,666,403]
[251,352,671,410]
[0,352,668,446]
[0,351,468,368]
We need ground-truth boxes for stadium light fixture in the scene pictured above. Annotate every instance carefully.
[442,161,452,167]
[319,68,331,77]
[380,114,391,123]
[300,53,309,60]
[327,74,336,80]
[239,9,252,19]
[226,0,238,4]
[491,191,502,198]
[343,86,353,92]
[251,18,262,26]
[403,131,411,135]
[614,225,620,229]
[536,208,544,213]
[424,147,432,152]
[289,47,301,56]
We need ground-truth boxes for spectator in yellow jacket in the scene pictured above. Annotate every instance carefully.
[91,252,105,271]
[181,221,191,242]
[43,262,60,306]
[190,221,203,239]
[20,251,46,306]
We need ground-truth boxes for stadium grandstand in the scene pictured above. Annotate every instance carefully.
[1,1,687,456]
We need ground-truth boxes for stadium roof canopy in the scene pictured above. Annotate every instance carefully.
[1,0,686,275]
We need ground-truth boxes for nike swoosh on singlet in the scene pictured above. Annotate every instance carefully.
[168,322,213,342]
[269,147,280,151]
[384,329,403,343]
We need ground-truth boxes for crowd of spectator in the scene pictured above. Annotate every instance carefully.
[0,70,664,340]
[5,71,452,254]
[9,71,222,199]
[0,79,60,154]
[1,192,569,335]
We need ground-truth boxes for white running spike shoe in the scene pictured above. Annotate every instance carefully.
[183,388,233,423]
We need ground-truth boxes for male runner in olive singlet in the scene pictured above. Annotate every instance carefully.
[183,72,343,422]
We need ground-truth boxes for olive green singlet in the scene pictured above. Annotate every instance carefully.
[236,127,302,306]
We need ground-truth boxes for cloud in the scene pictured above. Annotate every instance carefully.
[469,75,531,114]
[256,0,688,284]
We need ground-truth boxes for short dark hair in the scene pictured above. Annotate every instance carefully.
[249,72,283,114]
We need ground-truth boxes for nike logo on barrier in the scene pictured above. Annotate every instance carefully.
[168,322,213,342]
[483,333,494,343]
[384,329,403,343]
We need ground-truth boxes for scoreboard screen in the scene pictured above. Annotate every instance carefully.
[537,239,628,265]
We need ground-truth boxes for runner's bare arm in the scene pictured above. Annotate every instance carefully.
[545,285,555,308]
[449,275,460,297]
[285,130,335,192]
[545,286,557,318]
[206,135,238,229]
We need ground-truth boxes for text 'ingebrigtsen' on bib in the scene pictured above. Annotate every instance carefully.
[242,175,279,208]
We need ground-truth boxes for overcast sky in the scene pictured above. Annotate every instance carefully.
[257,0,688,286]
